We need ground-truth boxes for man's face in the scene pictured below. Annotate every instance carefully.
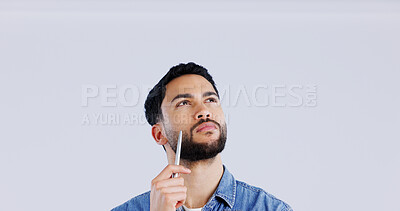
[160,74,227,162]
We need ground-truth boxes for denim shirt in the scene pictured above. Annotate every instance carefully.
[111,165,292,211]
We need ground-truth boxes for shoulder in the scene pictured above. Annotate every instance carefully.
[111,191,150,211]
[235,180,292,211]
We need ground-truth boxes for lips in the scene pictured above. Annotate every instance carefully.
[196,122,217,133]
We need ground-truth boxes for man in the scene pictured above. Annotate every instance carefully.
[112,62,292,211]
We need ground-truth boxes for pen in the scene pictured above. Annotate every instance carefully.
[172,130,182,178]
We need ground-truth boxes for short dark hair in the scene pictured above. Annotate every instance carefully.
[144,62,219,126]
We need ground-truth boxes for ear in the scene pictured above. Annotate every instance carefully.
[151,123,168,146]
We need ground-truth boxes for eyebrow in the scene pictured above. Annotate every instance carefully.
[203,91,218,98]
[170,91,219,103]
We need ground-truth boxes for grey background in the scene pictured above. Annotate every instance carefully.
[1,1,399,211]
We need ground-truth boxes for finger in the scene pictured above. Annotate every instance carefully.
[153,165,191,183]
[164,192,186,205]
[175,201,184,209]
[160,186,187,194]
[154,177,185,189]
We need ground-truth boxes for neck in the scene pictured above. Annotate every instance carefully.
[166,147,224,209]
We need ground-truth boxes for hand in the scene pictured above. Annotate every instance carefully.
[150,164,191,211]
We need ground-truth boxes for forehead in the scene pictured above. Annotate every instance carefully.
[163,74,215,103]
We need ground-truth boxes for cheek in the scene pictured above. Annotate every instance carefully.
[163,106,188,124]
[166,110,196,129]
[173,111,193,125]
[212,108,225,121]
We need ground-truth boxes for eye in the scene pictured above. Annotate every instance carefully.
[177,100,190,107]
[205,98,218,103]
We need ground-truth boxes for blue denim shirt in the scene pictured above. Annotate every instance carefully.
[111,165,292,211]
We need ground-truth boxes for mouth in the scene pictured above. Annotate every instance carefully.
[196,122,218,133]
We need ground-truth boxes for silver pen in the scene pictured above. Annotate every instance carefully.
[172,130,182,178]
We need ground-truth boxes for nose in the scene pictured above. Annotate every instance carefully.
[194,105,212,120]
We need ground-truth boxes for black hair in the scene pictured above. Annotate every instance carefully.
[144,62,219,126]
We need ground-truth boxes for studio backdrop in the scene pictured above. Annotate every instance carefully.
[1,1,399,211]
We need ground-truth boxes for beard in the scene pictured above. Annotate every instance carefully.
[165,118,227,162]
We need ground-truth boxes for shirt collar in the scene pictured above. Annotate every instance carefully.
[213,164,236,208]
